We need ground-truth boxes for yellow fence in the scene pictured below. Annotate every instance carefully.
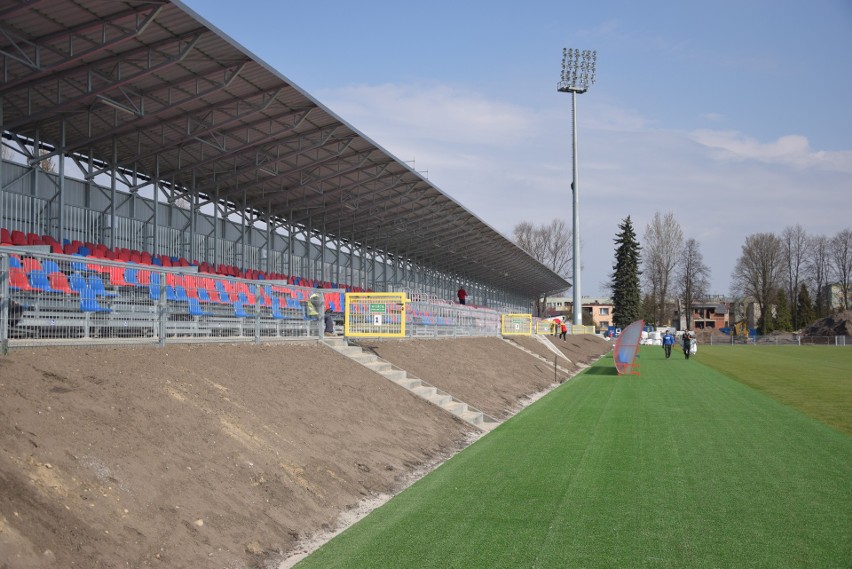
[501,314,533,336]
[537,320,598,336]
[344,292,407,338]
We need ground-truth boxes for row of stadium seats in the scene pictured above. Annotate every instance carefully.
[6,253,345,314]
[1,227,372,292]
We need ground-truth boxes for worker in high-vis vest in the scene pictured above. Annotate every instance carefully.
[306,285,324,337]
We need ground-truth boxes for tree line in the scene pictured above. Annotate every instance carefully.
[515,214,852,334]
[730,226,851,334]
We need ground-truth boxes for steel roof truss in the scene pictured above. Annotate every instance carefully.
[3,29,205,131]
[0,3,163,83]
[55,60,252,159]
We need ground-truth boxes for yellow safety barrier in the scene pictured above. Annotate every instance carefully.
[501,313,533,336]
[344,292,407,338]
[535,320,553,335]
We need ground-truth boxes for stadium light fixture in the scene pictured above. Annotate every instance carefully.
[558,48,596,326]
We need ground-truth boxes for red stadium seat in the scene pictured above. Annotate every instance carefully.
[48,271,74,294]
[21,257,41,272]
[107,266,128,287]
[9,267,32,290]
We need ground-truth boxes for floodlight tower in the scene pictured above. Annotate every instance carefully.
[558,48,596,327]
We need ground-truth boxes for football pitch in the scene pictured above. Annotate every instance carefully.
[294,345,852,568]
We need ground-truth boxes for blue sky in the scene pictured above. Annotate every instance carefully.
[183,0,852,297]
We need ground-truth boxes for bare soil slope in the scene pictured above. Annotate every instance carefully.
[0,336,610,568]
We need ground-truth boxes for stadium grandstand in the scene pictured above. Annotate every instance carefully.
[0,0,570,347]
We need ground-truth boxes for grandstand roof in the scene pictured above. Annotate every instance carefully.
[0,0,571,298]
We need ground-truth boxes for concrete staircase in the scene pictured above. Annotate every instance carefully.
[321,336,499,432]
[500,336,577,379]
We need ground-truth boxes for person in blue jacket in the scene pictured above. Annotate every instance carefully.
[662,330,675,359]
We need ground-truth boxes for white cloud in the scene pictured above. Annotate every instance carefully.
[316,81,851,296]
[690,130,852,172]
[320,83,537,148]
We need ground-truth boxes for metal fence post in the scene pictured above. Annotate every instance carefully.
[0,253,8,355]
[158,270,166,347]
[254,295,261,344]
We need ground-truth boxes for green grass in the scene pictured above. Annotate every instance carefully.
[698,345,852,435]
[295,347,852,568]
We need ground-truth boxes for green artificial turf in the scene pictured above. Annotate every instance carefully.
[295,347,852,569]
[697,345,852,435]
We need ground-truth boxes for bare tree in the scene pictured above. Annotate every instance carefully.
[829,228,852,311]
[514,221,546,261]
[731,232,783,334]
[807,234,833,317]
[514,218,573,315]
[677,238,710,330]
[38,148,56,173]
[780,225,808,328]
[642,211,683,327]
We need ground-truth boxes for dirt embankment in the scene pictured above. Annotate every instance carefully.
[803,310,852,337]
[0,336,610,568]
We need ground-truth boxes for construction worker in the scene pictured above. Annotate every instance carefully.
[306,285,324,337]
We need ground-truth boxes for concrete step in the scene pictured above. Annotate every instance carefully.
[349,352,378,364]
[445,401,469,416]
[363,360,392,372]
[324,339,500,432]
[333,346,363,357]
[396,377,422,389]
[381,369,407,381]
[459,409,484,424]
[412,385,437,398]
[427,393,453,407]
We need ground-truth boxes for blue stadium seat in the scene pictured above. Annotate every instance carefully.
[234,302,248,318]
[69,273,87,294]
[41,259,61,274]
[188,298,212,316]
[88,275,117,297]
[27,269,55,292]
[79,288,111,313]
[271,298,284,319]
[124,268,140,286]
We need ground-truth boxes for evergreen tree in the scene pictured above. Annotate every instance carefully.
[773,287,792,331]
[611,216,642,328]
[796,283,815,329]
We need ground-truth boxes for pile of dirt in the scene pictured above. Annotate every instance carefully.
[0,336,610,568]
[802,310,852,337]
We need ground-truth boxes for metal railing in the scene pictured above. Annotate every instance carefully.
[405,292,502,338]
[1,247,330,350]
[704,333,849,346]
[2,248,605,349]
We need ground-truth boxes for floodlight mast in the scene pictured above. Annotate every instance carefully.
[558,48,596,327]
